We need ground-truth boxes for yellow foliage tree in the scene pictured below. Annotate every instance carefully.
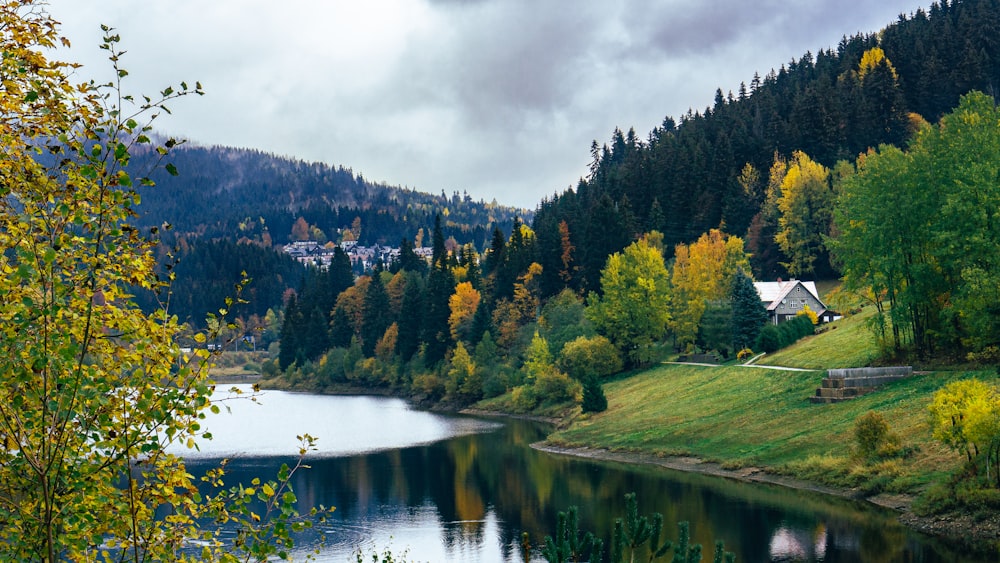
[858,47,899,81]
[929,379,995,461]
[669,229,751,349]
[448,281,481,343]
[0,5,316,560]
[775,150,834,276]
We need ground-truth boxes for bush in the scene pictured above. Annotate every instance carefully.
[535,370,582,406]
[481,370,508,399]
[853,411,900,461]
[756,325,781,353]
[558,335,623,380]
[756,317,814,353]
[411,372,445,401]
[511,384,538,412]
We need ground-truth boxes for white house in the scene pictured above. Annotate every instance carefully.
[753,279,838,324]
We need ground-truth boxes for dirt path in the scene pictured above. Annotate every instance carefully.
[662,360,820,372]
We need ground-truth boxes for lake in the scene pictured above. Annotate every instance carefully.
[178,385,990,562]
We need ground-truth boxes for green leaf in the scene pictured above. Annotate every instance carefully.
[165,163,178,176]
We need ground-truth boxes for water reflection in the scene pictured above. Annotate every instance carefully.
[181,389,989,562]
[173,386,500,458]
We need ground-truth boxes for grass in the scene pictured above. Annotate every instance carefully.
[756,307,879,369]
[543,310,991,494]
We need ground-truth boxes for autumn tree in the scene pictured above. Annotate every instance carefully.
[775,150,835,277]
[930,379,1000,483]
[587,235,671,367]
[445,342,481,402]
[669,229,751,350]
[448,281,481,345]
[0,6,313,560]
[291,216,311,241]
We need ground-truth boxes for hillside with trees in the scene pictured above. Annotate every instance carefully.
[130,143,529,248]
[530,0,999,290]
[269,0,1000,414]
[126,134,530,331]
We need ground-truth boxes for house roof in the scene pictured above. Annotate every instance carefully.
[753,280,826,313]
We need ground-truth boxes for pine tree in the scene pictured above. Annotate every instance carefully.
[329,245,355,296]
[360,271,391,357]
[396,273,424,362]
[303,306,331,360]
[423,263,455,367]
[580,376,608,413]
[730,271,768,352]
[329,303,354,349]
[279,294,302,370]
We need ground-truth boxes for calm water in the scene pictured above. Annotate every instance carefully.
[178,386,993,562]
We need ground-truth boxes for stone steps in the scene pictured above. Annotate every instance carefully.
[809,367,912,404]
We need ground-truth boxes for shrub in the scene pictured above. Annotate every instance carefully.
[535,370,582,406]
[411,372,445,401]
[481,370,508,399]
[558,335,623,380]
[796,305,819,325]
[756,325,781,353]
[854,411,900,461]
[511,384,538,412]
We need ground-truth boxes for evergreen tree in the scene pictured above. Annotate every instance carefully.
[278,294,302,370]
[303,306,331,360]
[329,302,354,349]
[329,245,355,296]
[396,273,424,362]
[431,214,447,267]
[423,263,455,366]
[580,376,608,413]
[730,271,768,352]
[396,237,427,274]
[360,271,391,357]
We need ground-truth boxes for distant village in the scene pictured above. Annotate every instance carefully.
[281,240,434,274]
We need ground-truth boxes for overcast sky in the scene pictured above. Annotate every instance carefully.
[49,1,924,209]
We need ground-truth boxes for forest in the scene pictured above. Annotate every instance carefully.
[129,143,529,247]
[269,0,1000,411]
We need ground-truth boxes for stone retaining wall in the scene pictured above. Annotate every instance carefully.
[811,366,913,404]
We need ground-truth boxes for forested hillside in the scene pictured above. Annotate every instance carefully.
[530,0,999,292]
[127,140,530,329]
[130,144,529,248]
[270,0,1000,408]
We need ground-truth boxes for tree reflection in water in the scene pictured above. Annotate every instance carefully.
[184,393,988,562]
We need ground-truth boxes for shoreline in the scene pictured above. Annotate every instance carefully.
[258,383,1000,551]
[530,442,1000,549]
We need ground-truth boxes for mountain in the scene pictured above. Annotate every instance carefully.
[131,144,531,249]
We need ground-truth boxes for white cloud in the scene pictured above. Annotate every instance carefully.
[48,0,924,208]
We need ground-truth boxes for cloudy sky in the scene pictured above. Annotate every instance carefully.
[49,1,924,208]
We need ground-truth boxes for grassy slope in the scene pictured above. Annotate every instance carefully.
[545,311,986,493]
